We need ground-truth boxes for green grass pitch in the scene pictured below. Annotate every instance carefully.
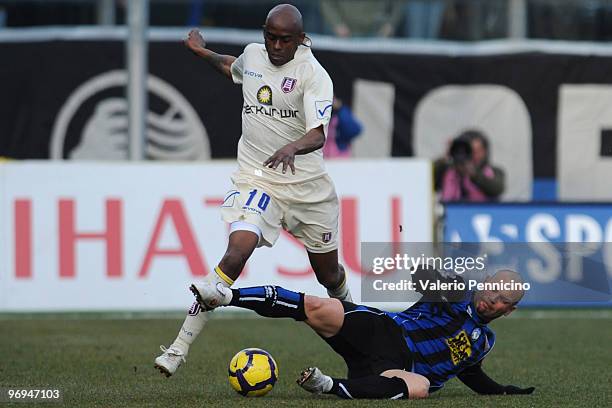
[0,310,610,407]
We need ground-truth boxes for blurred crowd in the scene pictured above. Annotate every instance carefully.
[2,0,612,42]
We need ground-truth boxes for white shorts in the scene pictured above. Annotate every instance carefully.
[220,173,339,253]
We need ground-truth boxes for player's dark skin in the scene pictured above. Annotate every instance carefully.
[261,6,324,175]
[183,4,345,290]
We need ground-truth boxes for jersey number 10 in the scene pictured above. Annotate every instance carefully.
[245,189,271,211]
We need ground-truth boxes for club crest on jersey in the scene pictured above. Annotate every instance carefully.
[257,85,273,105]
[281,77,297,93]
[471,328,481,341]
[322,232,332,243]
[446,330,472,365]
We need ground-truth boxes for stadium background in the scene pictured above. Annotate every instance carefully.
[0,1,610,407]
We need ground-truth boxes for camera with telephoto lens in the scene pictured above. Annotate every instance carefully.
[449,134,472,165]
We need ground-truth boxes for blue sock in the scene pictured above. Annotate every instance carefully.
[229,286,306,321]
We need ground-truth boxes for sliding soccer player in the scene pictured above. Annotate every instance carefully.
[191,268,535,399]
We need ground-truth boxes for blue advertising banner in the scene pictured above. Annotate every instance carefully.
[443,203,612,306]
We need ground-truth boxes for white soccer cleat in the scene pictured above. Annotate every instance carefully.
[154,345,186,377]
[296,367,333,394]
[190,282,231,311]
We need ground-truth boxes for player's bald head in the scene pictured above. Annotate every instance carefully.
[265,4,304,34]
[262,4,306,66]
[473,269,525,322]
[488,269,525,304]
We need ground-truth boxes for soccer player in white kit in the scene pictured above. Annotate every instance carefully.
[155,3,352,377]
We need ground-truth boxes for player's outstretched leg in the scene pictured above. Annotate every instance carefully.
[308,250,353,302]
[191,284,345,338]
[297,367,430,400]
[192,284,307,320]
[154,229,258,377]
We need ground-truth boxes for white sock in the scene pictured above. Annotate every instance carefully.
[170,266,234,355]
[327,285,353,303]
[171,302,210,355]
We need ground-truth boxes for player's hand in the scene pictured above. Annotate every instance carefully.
[184,29,206,54]
[503,385,535,395]
[264,144,299,175]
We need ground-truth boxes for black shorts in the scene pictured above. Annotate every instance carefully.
[323,301,413,379]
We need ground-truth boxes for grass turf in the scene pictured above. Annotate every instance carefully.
[0,310,610,407]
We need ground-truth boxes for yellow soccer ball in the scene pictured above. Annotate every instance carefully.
[228,348,279,397]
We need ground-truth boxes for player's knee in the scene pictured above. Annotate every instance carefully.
[409,376,430,399]
[304,296,339,321]
[383,370,429,400]
[303,295,325,318]
[303,296,343,337]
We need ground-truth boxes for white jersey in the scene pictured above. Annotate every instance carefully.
[230,43,333,184]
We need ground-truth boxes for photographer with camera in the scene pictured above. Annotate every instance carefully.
[434,130,505,201]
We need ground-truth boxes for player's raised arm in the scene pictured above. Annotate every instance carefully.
[184,29,236,80]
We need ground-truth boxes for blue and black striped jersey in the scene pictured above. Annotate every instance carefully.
[385,299,496,392]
